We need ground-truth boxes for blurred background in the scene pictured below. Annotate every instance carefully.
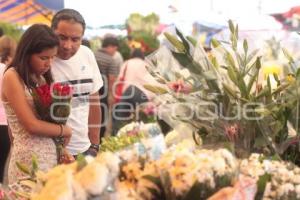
[1,0,300,58]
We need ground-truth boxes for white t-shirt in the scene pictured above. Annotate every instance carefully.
[51,45,103,155]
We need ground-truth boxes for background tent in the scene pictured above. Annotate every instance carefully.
[0,0,64,26]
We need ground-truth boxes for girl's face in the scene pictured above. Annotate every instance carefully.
[30,47,57,76]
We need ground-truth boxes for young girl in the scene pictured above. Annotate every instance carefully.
[1,24,72,184]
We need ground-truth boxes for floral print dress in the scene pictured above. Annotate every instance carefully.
[3,86,57,184]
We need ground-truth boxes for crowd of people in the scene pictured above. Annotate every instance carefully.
[0,8,163,184]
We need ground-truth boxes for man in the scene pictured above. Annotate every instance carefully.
[94,36,119,138]
[51,9,103,157]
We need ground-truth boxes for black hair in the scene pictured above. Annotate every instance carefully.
[130,48,144,59]
[82,38,91,48]
[51,8,86,33]
[0,27,3,37]
[7,24,59,88]
[102,37,119,48]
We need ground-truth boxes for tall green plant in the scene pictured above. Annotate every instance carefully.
[147,20,300,162]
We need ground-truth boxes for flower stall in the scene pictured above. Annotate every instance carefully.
[2,20,300,200]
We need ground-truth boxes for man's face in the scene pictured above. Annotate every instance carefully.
[54,20,83,60]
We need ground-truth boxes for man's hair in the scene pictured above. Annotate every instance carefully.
[51,8,86,33]
[102,37,119,48]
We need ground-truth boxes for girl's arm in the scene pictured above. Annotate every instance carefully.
[2,69,71,138]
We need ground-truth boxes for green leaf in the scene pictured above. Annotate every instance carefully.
[273,73,280,85]
[237,77,248,98]
[235,24,239,39]
[246,57,261,94]
[143,84,168,95]
[211,56,219,68]
[227,65,238,85]
[243,39,248,54]
[228,19,235,34]
[76,154,87,171]
[296,68,300,78]
[202,70,217,80]
[225,52,236,69]
[16,162,31,175]
[282,48,294,63]
[272,83,290,96]
[223,83,239,99]
[255,173,271,200]
[176,27,190,54]
[254,136,266,148]
[171,51,202,74]
[211,38,221,48]
[255,87,270,100]
[182,181,203,200]
[31,154,38,177]
[164,32,185,52]
[246,49,259,65]
[186,36,197,47]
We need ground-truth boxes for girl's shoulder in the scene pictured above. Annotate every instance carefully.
[3,67,23,85]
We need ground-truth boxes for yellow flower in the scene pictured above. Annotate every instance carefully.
[263,64,281,78]
[286,74,295,83]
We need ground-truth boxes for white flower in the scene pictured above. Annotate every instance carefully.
[31,170,74,200]
[277,183,294,197]
[293,175,300,184]
[295,184,300,198]
[75,162,109,196]
[96,152,120,179]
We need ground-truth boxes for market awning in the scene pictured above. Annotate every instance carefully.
[0,0,64,26]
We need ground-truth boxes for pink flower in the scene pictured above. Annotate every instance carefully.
[167,79,192,94]
[0,189,5,199]
[224,123,239,142]
[142,102,157,116]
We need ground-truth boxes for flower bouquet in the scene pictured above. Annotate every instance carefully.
[31,82,73,164]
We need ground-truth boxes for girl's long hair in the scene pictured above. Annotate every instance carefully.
[7,24,59,88]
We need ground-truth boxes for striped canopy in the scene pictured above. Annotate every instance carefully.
[0,0,63,26]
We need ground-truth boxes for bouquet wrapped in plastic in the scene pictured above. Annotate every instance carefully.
[31,82,73,163]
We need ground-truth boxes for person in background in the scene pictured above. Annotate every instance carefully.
[113,50,124,69]
[94,36,119,139]
[0,35,16,183]
[51,9,103,157]
[82,38,91,48]
[1,24,72,184]
[112,48,163,134]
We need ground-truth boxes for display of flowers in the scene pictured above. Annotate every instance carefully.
[240,154,300,199]
[12,152,120,200]
[116,144,238,200]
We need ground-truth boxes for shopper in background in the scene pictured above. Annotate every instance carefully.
[0,35,16,183]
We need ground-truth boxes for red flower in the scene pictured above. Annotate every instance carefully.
[52,83,72,97]
[35,84,52,107]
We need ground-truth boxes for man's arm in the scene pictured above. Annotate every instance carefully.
[88,92,101,145]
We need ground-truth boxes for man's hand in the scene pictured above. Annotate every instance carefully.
[84,144,99,157]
